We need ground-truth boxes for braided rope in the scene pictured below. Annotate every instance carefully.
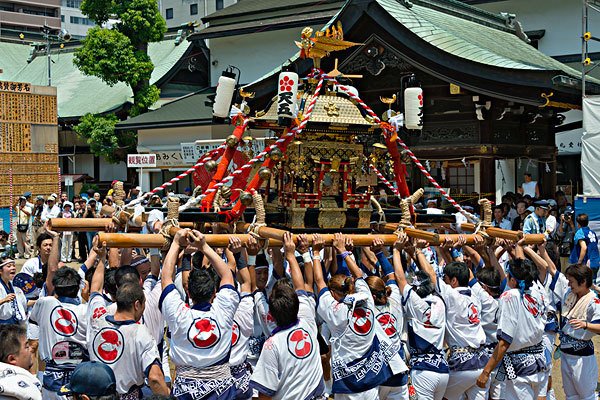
[369,164,398,195]
[334,82,479,223]
[180,71,327,212]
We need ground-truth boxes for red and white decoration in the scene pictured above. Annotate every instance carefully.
[277,72,299,119]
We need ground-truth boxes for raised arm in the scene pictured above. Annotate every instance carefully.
[413,239,437,286]
[189,230,234,287]
[333,233,362,279]
[283,232,305,291]
[296,234,314,292]
[311,234,327,292]
[392,233,410,292]
[44,224,61,295]
[161,229,189,289]
[229,236,251,293]
[90,237,107,294]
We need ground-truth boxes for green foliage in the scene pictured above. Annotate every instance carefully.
[80,183,100,195]
[74,114,136,164]
[73,28,153,88]
[130,84,160,117]
[74,0,167,162]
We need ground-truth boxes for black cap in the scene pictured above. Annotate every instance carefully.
[533,200,550,209]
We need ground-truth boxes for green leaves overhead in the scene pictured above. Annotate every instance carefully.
[74,0,167,163]
[73,28,153,87]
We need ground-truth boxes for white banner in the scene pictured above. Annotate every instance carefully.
[127,154,157,168]
[582,97,600,195]
[556,129,582,155]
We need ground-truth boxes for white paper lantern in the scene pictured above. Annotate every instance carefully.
[277,71,299,119]
[404,87,424,130]
[213,71,237,119]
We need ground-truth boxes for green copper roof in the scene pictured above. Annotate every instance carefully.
[377,0,583,77]
[0,39,192,118]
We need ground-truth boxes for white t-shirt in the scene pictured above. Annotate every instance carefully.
[159,283,240,367]
[401,285,447,372]
[230,293,254,367]
[87,292,160,395]
[0,362,42,400]
[0,280,26,324]
[552,272,600,355]
[436,280,486,349]
[29,296,88,362]
[317,278,407,394]
[250,291,324,400]
[497,287,547,352]
[469,280,499,345]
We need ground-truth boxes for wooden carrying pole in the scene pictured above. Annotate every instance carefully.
[48,218,200,232]
[96,232,283,248]
[459,223,545,244]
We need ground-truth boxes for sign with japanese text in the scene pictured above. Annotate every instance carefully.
[0,81,31,93]
[127,154,157,168]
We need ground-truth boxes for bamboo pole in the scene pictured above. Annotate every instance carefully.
[48,218,202,232]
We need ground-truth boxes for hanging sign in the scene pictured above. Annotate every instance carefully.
[127,154,157,168]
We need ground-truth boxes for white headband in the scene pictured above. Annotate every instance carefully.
[0,259,15,269]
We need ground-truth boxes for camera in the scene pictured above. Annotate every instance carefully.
[563,206,575,220]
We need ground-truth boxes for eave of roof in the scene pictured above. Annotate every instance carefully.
[191,0,346,40]
[0,39,193,118]
[115,92,213,130]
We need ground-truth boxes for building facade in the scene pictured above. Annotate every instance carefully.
[59,0,95,39]
[0,0,61,37]
[158,0,237,30]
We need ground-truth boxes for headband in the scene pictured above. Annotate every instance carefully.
[0,259,15,269]
[131,257,150,267]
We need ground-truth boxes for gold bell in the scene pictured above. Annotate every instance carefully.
[205,160,218,172]
[239,191,254,206]
[226,135,239,148]
[269,147,284,162]
[258,167,272,180]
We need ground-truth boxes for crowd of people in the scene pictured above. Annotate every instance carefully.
[0,180,598,400]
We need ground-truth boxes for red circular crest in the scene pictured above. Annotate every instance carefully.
[279,76,294,92]
[287,328,313,359]
[231,321,240,346]
[187,317,220,349]
[467,303,480,325]
[377,312,397,338]
[50,306,78,337]
[92,328,124,364]
[350,307,373,336]
[522,294,541,317]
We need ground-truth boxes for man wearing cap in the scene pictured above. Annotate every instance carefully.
[523,200,549,235]
[60,361,118,400]
[41,196,61,223]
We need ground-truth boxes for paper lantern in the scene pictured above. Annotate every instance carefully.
[277,72,299,119]
[404,87,424,130]
[213,70,237,119]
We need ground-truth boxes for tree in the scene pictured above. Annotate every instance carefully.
[73,0,166,162]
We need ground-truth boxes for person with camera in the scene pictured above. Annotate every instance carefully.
[15,196,32,259]
[557,206,576,269]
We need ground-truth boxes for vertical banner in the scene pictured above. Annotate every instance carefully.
[582,97,600,195]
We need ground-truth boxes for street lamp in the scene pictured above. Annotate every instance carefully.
[29,25,71,86]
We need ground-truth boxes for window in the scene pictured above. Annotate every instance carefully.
[446,163,475,195]
[216,0,223,10]
[69,16,95,25]
[61,14,64,22]
[165,7,173,19]
[190,3,198,15]
[65,0,82,8]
